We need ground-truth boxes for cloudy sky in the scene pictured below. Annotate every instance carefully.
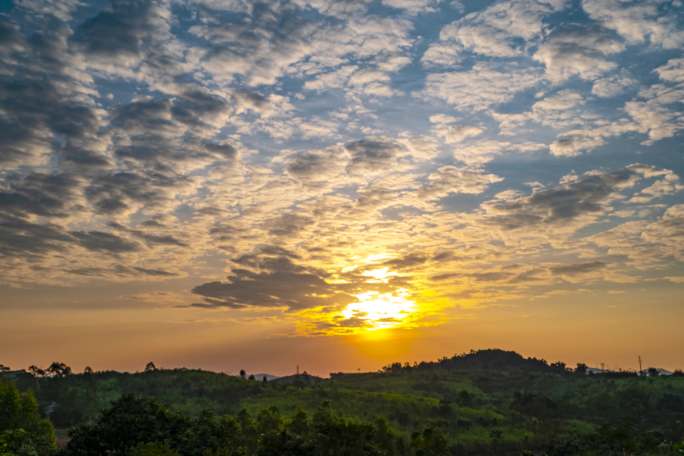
[1,0,683,375]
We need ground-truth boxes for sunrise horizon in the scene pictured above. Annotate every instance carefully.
[2,0,684,452]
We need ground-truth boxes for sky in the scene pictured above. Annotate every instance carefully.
[1,0,683,376]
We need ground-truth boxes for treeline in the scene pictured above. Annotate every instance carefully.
[380,348,683,376]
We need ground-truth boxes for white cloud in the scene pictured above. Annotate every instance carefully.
[381,0,440,14]
[582,0,684,49]
[592,71,638,97]
[655,58,684,83]
[433,0,569,58]
[421,166,503,199]
[423,62,543,111]
[534,25,624,83]
[550,133,606,156]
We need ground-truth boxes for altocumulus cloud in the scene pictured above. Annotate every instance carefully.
[0,0,682,325]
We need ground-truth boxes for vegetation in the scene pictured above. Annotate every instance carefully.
[0,380,56,455]
[1,349,684,455]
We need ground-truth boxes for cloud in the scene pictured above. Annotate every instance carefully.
[0,15,103,170]
[431,0,568,58]
[108,222,188,247]
[192,251,352,310]
[1,0,683,325]
[550,261,606,275]
[549,133,606,157]
[345,138,404,173]
[641,204,684,257]
[429,115,484,144]
[72,0,163,57]
[453,140,546,165]
[72,231,141,253]
[424,61,543,111]
[14,0,83,21]
[482,166,644,229]
[279,147,347,183]
[621,57,684,144]
[582,0,684,49]
[66,264,177,278]
[71,0,182,83]
[421,166,503,199]
[191,2,414,90]
[110,91,233,171]
[534,24,624,83]
[0,173,81,218]
[655,58,684,83]
[591,71,637,97]
[84,171,178,215]
[381,0,439,14]
[266,213,314,237]
[0,215,72,257]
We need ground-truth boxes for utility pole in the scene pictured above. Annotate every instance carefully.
[638,356,643,375]
[296,364,300,376]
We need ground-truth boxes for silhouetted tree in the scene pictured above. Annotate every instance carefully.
[575,363,588,375]
[0,364,9,373]
[145,361,157,373]
[248,374,255,381]
[27,365,46,377]
[46,361,72,378]
[239,369,246,379]
[550,361,567,373]
[83,366,94,375]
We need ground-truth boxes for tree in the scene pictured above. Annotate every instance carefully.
[83,366,94,375]
[145,361,157,373]
[0,364,9,373]
[130,442,180,456]
[0,380,56,455]
[27,365,45,378]
[457,390,473,406]
[46,361,72,378]
[411,428,449,456]
[550,361,567,373]
[575,363,588,375]
[248,374,255,381]
[239,369,246,379]
[65,395,187,455]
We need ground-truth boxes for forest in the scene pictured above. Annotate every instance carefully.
[2,349,684,455]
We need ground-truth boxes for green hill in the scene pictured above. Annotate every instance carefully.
[2,349,684,455]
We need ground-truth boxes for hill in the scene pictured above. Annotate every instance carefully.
[2,349,684,455]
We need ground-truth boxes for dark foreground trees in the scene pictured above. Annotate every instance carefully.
[0,380,56,455]
[62,395,450,456]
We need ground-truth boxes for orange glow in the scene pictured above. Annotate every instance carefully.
[342,288,416,330]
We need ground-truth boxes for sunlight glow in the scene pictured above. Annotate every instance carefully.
[362,267,396,283]
[342,288,416,330]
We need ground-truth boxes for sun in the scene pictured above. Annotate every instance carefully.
[342,288,416,330]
